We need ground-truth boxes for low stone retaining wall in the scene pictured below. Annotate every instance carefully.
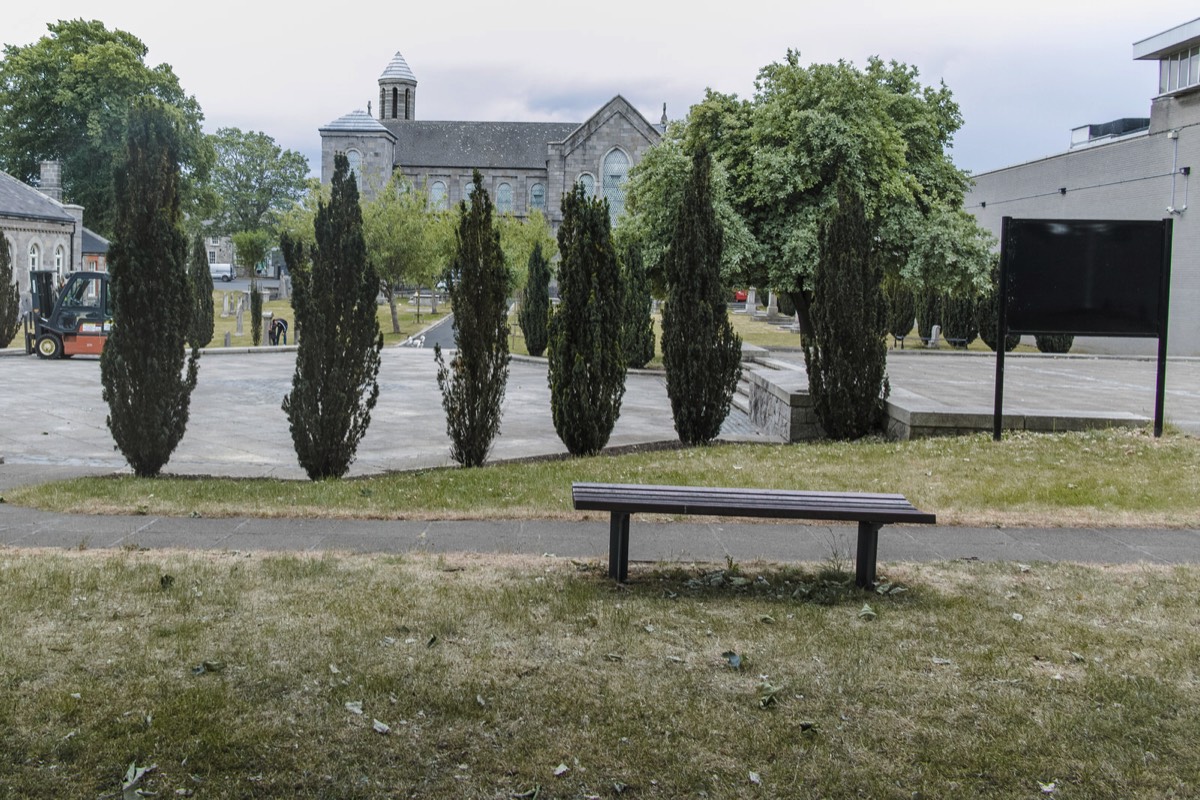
[747,368,823,442]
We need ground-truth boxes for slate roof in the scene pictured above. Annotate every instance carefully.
[386,120,581,170]
[0,170,74,223]
[319,109,395,136]
[380,52,416,83]
[82,227,109,255]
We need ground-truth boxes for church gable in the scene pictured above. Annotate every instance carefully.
[557,95,660,156]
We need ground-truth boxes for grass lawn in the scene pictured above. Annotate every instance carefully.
[2,549,1197,798]
[7,428,1199,529]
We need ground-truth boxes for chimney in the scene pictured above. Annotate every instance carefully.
[39,160,63,203]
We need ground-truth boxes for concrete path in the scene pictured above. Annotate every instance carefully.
[1,346,1197,569]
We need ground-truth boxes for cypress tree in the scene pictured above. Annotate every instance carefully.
[916,288,940,343]
[0,235,19,347]
[940,292,978,348]
[250,284,263,346]
[547,185,625,456]
[99,98,199,478]
[281,152,383,480]
[434,170,511,467]
[803,185,888,440]
[620,241,656,370]
[660,147,741,445]
[883,279,915,344]
[279,232,310,344]
[187,233,214,349]
[518,241,550,357]
[976,259,1020,352]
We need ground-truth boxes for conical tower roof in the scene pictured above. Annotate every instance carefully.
[379,51,416,84]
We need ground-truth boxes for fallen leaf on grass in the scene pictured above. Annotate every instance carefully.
[757,681,782,708]
[603,653,623,662]
[932,657,953,666]
[758,615,775,624]
[191,660,225,675]
[749,771,762,785]
[372,719,390,734]
[858,604,877,620]
[1012,613,1025,622]
[345,701,364,715]
[553,763,570,777]
[122,761,157,800]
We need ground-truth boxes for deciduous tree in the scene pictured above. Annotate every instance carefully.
[99,98,199,477]
[0,20,212,238]
[362,171,440,332]
[210,127,309,235]
[282,153,382,480]
[434,170,510,467]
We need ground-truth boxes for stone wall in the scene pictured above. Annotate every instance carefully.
[747,369,823,442]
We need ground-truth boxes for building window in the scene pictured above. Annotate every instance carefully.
[496,182,513,214]
[54,245,65,271]
[28,243,39,270]
[577,173,595,196]
[1160,45,1200,94]
[602,149,630,224]
[209,251,216,264]
[345,149,362,185]
[430,180,448,211]
[530,183,546,213]
[392,87,398,119]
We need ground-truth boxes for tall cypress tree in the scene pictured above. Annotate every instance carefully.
[547,185,625,456]
[620,241,656,370]
[976,259,1020,353]
[99,98,199,478]
[279,232,310,344]
[0,235,19,347]
[282,152,382,480]
[660,147,741,445]
[434,170,511,467]
[518,241,550,357]
[802,184,888,440]
[187,233,214,349]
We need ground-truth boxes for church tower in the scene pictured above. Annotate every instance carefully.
[378,52,417,121]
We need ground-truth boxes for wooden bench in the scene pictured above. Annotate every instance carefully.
[571,482,936,589]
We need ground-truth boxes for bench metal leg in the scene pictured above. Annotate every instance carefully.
[855,521,882,589]
[609,512,630,582]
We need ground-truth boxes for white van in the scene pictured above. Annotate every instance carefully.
[209,263,235,282]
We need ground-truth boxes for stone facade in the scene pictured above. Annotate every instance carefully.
[0,162,82,296]
[965,17,1200,356]
[319,51,663,226]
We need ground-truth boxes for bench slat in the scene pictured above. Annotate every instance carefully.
[572,483,935,524]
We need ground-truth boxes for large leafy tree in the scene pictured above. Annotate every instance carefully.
[362,171,441,332]
[187,234,215,349]
[434,171,511,468]
[210,127,309,235]
[661,147,742,445]
[497,210,557,293]
[0,20,212,238]
[99,98,199,477]
[282,153,383,480]
[547,186,626,456]
[684,54,991,327]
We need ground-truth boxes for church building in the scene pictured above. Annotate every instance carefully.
[319,52,663,227]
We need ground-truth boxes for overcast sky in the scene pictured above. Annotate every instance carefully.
[6,2,1198,178]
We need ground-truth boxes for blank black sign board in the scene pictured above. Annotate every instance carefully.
[994,217,1173,439]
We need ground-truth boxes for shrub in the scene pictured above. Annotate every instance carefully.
[661,147,742,445]
[281,152,383,480]
[434,170,511,467]
[620,241,655,370]
[548,185,625,456]
[518,242,550,357]
[976,259,1020,352]
[802,185,888,440]
[99,98,199,478]
[883,280,915,342]
[1035,334,1074,353]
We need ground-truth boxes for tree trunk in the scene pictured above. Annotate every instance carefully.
[385,284,401,333]
[788,289,815,337]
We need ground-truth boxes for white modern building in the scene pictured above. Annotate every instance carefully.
[966,17,1200,355]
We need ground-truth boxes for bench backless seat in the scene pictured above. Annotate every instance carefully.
[571,482,936,588]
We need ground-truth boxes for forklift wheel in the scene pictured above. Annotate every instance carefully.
[36,334,63,360]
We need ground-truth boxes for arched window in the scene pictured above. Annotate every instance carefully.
[496,182,513,214]
[530,183,546,213]
[55,245,65,271]
[602,149,630,224]
[345,149,362,185]
[391,87,398,119]
[405,88,411,120]
[28,243,39,270]
[463,181,475,204]
[429,180,448,211]
[577,173,595,196]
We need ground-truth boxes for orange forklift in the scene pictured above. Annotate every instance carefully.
[25,269,112,359]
